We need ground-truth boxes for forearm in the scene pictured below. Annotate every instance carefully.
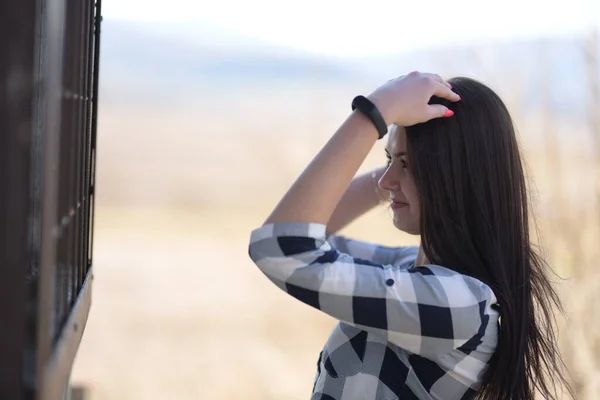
[326,167,388,235]
[264,111,379,226]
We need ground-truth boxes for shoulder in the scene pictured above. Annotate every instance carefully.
[327,233,419,268]
[407,263,498,308]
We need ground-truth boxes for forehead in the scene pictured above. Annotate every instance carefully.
[386,125,407,153]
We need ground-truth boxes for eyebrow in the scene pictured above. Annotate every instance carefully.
[384,149,408,157]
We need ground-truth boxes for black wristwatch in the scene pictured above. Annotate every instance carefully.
[351,95,388,139]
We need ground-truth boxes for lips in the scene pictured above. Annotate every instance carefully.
[390,200,409,209]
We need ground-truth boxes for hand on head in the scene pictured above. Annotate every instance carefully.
[368,71,461,127]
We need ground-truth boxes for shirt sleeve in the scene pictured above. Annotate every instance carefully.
[248,221,499,358]
[326,234,418,268]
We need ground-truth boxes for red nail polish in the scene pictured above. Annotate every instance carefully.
[444,110,454,118]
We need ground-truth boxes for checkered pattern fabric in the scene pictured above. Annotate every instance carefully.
[249,222,500,400]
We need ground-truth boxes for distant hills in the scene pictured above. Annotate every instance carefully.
[99,18,596,118]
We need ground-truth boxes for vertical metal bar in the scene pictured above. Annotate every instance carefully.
[64,0,74,316]
[69,0,82,300]
[56,0,75,338]
[79,0,91,287]
[25,0,48,393]
[73,0,84,290]
[68,0,78,307]
[73,0,86,290]
[86,0,102,267]
[35,0,67,390]
[0,1,37,397]
[82,0,94,273]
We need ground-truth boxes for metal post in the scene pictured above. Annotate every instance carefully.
[0,1,40,399]
[0,0,100,397]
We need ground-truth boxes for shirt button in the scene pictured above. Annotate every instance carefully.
[385,278,394,286]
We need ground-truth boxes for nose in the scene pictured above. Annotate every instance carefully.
[378,165,401,193]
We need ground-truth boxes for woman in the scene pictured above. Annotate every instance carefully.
[248,72,571,399]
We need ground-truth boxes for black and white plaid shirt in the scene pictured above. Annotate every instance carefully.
[249,222,500,400]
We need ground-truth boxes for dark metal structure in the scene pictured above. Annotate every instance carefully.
[0,0,102,399]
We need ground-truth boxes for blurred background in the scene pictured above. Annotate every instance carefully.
[70,1,600,398]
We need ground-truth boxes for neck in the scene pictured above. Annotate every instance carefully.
[416,243,429,265]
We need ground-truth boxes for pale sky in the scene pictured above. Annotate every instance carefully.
[103,0,600,58]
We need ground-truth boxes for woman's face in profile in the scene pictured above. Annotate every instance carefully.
[379,125,421,235]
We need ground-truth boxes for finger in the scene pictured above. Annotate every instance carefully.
[428,104,454,119]
[431,82,461,102]
[423,73,452,89]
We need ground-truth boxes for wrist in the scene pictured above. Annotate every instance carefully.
[351,95,388,139]
[366,94,393,130]
[348,109,381,141]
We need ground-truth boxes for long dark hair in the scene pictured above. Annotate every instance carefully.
[404,77,572,400]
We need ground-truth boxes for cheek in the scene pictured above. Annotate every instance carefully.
[407,188,419,209]
[400,175,419,205]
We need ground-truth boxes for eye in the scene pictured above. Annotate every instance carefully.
[385,154,392,168]
[400,159,408,169]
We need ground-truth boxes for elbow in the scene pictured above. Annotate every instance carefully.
[248,236,328,265]
[248,222,332,274]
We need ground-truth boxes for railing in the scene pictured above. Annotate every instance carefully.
[0,0,102,399]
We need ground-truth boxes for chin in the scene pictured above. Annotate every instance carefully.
[392,218,420,236]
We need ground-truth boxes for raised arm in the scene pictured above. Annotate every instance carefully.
[326,166,389,236]
[249,222,498,358]
[263,72,460,228]
[264,111,380,226]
